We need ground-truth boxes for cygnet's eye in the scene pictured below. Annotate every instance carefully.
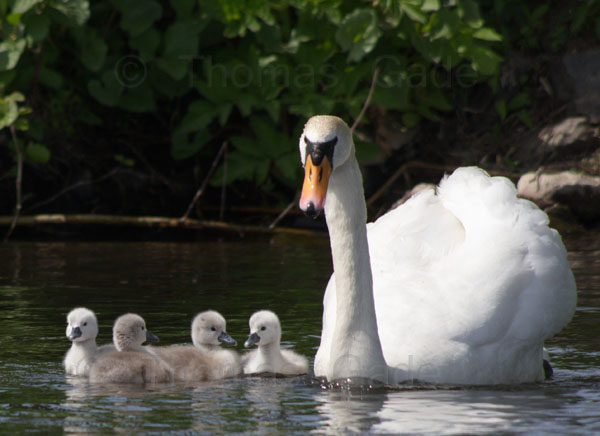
[83,322,87,326]
[141,326,145,330]
[210,326,216,332]
[261,326,266,331]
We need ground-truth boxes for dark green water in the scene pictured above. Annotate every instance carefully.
[0,231,598,435]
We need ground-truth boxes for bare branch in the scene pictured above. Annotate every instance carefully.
[180,141,228,222]
[4,126,23,242]
[351,67,380,134]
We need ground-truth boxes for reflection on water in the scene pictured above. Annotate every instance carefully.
[0,231,598,435]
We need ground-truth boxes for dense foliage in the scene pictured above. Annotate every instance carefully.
[0,0,598,218]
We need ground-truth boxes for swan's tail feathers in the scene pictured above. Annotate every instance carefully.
[543,359,554,379]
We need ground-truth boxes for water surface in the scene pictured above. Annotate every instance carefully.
[0,231,598,435]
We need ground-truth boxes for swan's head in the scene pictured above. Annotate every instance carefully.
[191,310,237,347]
[244,310,282,348]
[112,313,159,351]
[66,307,99,342]
[299,115,353,218]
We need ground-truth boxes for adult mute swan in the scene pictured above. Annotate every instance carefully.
[89,313,173,384]
[63,307,115,376]
[299,115,576,385]
[242,310,308,375]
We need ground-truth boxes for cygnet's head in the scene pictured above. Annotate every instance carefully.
[299,115,353,217]
[244,310,282,348]
[66,307,99,342]
[112,313,159,351]
[191,310,236,347]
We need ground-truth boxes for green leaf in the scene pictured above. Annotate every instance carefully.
[170,0,195,16]
[0,39,26,71]
[421,0,440,12]
[171,128,209,160]
[119,0,162,37]
[38,67,63,89]
[516,109,533,128]
[79,30,107,71]
[494,100,506,120]
[468,45,502,75]
[335,9,382,62]
[0,98,18,129]
[114,154,135,167]
[22,12,50,42]
[87,71,123,106]
[401,3,427,24]
[11,0,42,14]
[129,28,161,61]
[507,92,530,111]
[473,27,502,42]
[118,84,156,113]
[51,0,90,26]
[402,111,421,128]
[430,9,460,40]
[178,100,219,132]
[25,142,50,163]
[457,0,483,28]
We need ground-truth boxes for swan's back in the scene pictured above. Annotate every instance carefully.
[320,167,576,384]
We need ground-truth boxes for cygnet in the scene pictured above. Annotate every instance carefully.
[241,310,308,376]
[88,313,173,384]
[63,307,116,376]
[151,310,241,381]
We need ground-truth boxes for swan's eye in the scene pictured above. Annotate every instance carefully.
[211,326,216,331]
[261,326,266,331]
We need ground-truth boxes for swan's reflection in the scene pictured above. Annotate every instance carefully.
[315,384,569,435]
[314,388,387,435]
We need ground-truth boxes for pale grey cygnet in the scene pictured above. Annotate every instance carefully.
[241,310,308,376]
[88,313,173,384]
[151,310,241,381]
[63,307,115,376]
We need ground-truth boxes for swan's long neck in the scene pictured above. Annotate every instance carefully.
[324,157,388,383]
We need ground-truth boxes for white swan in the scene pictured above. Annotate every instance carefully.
[151,310,241,381]
[298,115,577,385]
[241,310,308,375]
[63,307,115,376]
[89,313,173,384]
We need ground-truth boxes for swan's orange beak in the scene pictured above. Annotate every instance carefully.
[299,154,332,218]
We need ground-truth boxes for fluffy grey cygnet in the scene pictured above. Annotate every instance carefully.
[151,310,241,381]
[63,307,116,376]
[89,313,173,384]
[241,310,308,376]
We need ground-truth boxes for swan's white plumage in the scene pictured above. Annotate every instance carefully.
[303,116,576,385]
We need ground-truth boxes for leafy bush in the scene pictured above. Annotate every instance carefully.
[1,0,506,212]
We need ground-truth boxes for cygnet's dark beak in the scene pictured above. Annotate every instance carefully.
[68,327,82,341]
[244,332,260,348]
[218,331,237,346]
[146,330,159,343]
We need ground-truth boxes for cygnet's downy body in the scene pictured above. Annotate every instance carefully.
[89,313,173,384]
[241,310,308,376]
[63,307,116,376]
[151,310,241,381]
